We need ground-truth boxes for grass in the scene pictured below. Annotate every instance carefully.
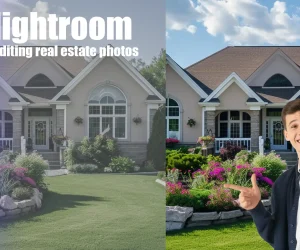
[166,220,273,250]
[0,174,165,250]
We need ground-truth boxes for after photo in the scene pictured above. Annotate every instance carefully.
[166,0,300,249]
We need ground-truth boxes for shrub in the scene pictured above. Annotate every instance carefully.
[190,189,211,206]
[166,193,205,212]
[166,182,205,211]
[14,152,48,189]
[142,160,156,172]
[191,175,215,190]
[0,151,18,165]
[176,146,190,154]
[166,153,207,173]
[252,151,286,181]
[234,150,258,165]
[78,135,119,169]
[11,186,34,200]
[207,154,222,163]
[221,159,235,170]
[108,156,135,173]
[220,141,242,161]
[147,106,166,170]
[0,167,19,196]
[67,164,98,173]
[206,186,238,212]
[165,168,180,183]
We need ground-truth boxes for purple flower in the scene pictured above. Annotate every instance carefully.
[22,177,36,187]
[260,176,273,186]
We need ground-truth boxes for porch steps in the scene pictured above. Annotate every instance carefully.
[277,152,298,170]
[37,152,61,170]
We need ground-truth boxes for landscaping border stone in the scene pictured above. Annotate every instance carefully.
[0,188,43,221]
[166,198,271,231]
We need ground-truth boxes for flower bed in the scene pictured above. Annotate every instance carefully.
[0,151,47,220]
[0,188,43,220]
[165,149,286,228]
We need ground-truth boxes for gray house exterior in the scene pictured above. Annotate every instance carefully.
[0,47,165,166]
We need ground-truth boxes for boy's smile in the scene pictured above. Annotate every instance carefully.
[284,111,300,153]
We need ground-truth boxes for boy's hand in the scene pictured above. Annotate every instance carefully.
[224,174,261,210]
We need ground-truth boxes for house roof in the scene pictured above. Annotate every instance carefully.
[12,86,65,103]
[186,46,300,92]
[250,87,300,103]
[0,46,88,81]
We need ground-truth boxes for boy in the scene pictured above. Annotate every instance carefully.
[224,99,300,250]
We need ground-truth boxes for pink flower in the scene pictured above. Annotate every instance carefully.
[22,177,36,187]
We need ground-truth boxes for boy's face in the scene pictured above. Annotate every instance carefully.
[284,111,300,152]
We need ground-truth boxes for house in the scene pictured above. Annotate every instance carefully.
[166,46,300,153]
[0,46,165,167]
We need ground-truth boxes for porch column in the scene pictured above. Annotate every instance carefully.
[204,110,215,136]
[12,110,22,152]
[56,107,65,136]
[250,110,260,152]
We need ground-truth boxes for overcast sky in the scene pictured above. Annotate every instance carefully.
[0,0,165,63]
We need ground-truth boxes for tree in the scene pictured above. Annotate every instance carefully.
[129,49,166,96]
[147,105,166,171]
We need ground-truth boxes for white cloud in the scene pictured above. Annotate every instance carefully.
[167,0,300,45]
[187,25,197,34]
[58,6,67,13]
[166,31,170,39]
[0,0,68,45]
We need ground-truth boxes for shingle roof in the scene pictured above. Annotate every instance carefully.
[0,46,88,81]
[250,87,300,103]
[12,87,65,103]
[186,46,300,92]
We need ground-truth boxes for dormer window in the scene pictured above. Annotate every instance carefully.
[264,74,293,87]
[26,74,55,87]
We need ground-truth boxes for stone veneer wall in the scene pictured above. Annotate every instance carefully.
[56,109,64,135]
[204,111,215,136]
[250,110,260,152]
[166,199,271,231]
[117,142,148,165]
[0,188,43,221]
[12,110,22,152]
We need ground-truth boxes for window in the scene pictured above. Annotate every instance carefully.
[88,85,127,139]
[166,98,180,139]
[26,74,55,87]
[218,111,251,138]
[264,74,292,87]
[0,112,13,138]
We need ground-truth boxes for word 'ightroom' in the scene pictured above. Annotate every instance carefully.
[0,12,132,44]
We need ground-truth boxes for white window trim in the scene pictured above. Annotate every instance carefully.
[166,98,180,140]
[218,111,251,138]
[88,103,127,139]
[0,111,13,139]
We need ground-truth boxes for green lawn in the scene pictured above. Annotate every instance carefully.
[166,221,273,250]
[0,174,165,250]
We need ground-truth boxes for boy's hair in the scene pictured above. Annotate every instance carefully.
[281,99,300,129]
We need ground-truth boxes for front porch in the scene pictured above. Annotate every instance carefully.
[0,105,66,153]
[205,108,293,154]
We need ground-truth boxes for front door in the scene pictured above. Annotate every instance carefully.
[33,119,49,150]
[270,119,286,150]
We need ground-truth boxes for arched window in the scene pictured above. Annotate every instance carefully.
[264,74,292,87]
[0,111,13,138]
[217,111,250,138]
[166,98,180,139]
[26,74,55,87]
[88,85,127,139]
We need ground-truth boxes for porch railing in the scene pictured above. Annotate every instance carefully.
[0,138,13,151]
[215,138,251,153]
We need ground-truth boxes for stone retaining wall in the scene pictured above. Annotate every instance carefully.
[166,198,271,231]
[0,188,43,221]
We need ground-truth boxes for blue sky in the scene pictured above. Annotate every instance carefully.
[1,0,165,63]
[167,0,300,68]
